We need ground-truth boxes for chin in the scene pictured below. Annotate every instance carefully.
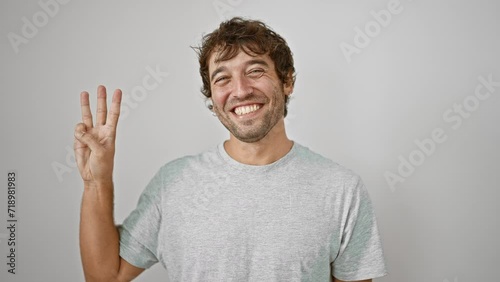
[231,127,273,143]
[234,135,265,143]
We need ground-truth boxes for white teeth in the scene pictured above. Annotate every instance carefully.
[234,104,260,116]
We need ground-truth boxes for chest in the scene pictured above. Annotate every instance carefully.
[156,178,342,280]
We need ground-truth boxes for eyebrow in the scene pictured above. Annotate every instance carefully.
[210,66,227,82]
[210,59,270,82]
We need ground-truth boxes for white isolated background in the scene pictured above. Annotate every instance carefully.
[0,0,499,281]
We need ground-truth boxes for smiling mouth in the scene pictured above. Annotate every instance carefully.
[233,104,262,116]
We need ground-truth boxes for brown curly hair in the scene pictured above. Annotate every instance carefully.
[193,17,296,117]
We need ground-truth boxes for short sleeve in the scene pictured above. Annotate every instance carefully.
[331,176,388,280]
[118,168,163,269]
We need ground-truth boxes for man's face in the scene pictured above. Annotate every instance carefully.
[208,49,293,143]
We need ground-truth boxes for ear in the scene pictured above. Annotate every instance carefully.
[205,97,214,111]
[283,71,294,96]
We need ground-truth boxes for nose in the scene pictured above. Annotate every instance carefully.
[232,74,253,99]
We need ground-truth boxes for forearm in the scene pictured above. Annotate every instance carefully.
[80,181,121,281]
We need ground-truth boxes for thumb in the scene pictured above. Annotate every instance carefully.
[74,125,102,155]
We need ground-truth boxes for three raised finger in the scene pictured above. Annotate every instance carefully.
[80,91,93,129]
[96,85,108,126]
[106,89,122,129]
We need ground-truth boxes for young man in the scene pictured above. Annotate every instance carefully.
[74,17,387,281]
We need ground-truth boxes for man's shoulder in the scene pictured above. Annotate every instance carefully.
[293,142,362,184]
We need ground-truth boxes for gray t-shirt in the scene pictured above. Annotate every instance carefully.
[119,142,388,281]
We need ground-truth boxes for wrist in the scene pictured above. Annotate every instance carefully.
[83,179,114,191]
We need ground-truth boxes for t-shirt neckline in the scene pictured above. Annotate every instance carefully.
[217,141,298,173]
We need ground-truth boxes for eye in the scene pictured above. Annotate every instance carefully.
[247,68,265,78]
[214,76,229,85]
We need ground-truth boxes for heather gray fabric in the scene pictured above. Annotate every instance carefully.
[119,142,388,281]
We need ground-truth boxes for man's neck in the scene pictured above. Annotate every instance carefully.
[223,120,293,166]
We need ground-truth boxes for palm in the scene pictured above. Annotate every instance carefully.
[77,125,115,181]
[74,86,122,184]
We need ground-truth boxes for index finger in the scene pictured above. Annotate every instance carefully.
[105,89,122,129]
[80,91,93,129]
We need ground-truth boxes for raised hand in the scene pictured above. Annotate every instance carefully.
[74,85,122,185]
